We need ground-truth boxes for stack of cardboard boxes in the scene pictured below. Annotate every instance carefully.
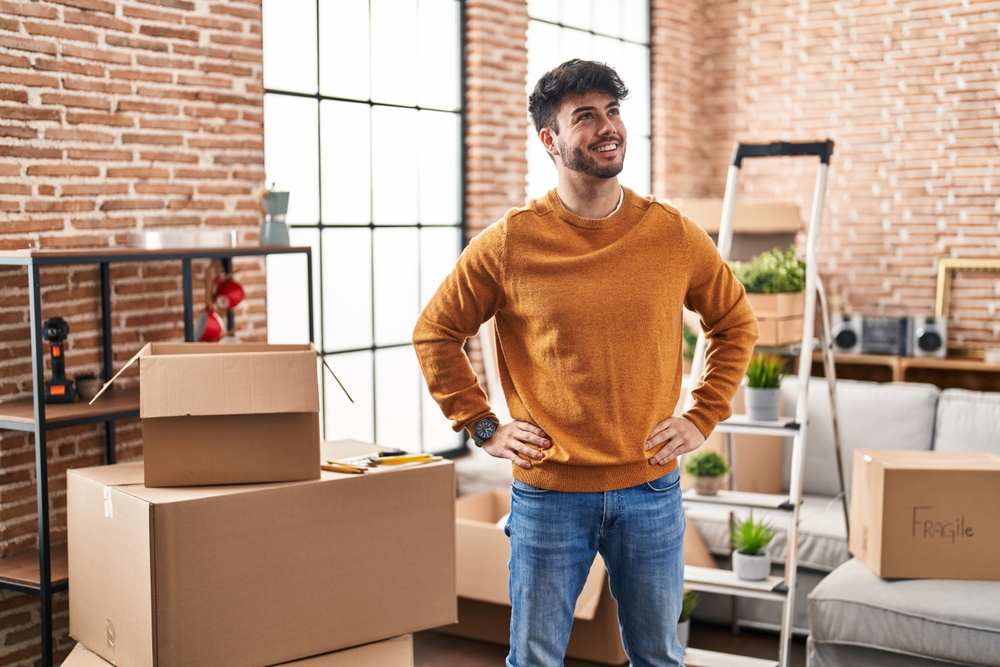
[64,344,457,667]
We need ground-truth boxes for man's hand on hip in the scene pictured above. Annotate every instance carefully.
[645,416,706,466]
[482,421,551,470]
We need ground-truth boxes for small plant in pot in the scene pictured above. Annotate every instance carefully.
[676,589,699,651]
[684,450,729,496]
[731,513,776,581]
[745,353,785,421]
[74,373,103,402]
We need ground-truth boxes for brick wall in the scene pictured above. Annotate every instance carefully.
[0,0,264,663]
[652,0,1000,351]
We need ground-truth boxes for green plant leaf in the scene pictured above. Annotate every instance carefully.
[684,450,729,477]
[731,512,776,555]
[746,353,786,389]
[730,246,806,294]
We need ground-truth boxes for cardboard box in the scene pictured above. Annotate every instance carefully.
[62,635,413,667]
[746,292,805,347]
[436,488,627,665]
[68,441,456,667]
[849,449,1000,580]
[101,342,322,487]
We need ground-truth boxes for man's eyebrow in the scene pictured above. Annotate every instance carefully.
[570,101,621,116]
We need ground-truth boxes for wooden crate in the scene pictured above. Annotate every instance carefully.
[747,292,805,346]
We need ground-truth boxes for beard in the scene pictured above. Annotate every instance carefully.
[557,136,626,179]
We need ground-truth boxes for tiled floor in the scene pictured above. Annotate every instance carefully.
[413,622,808,666]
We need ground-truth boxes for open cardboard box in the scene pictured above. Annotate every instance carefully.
[62,635,414,667]
[849,449,1000,580]
[94,342,326,487]
[68,441,455,667]
[434,487,718,665]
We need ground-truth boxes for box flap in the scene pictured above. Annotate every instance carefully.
[672,199,803,234]
[273,635,413,667]
[139,346,320,418]
[89,344,153,404]
[68,470,154,667]
[858,449,1000,471]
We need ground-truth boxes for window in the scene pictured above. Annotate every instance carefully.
[526,0,651,200]
[262,0,464,453]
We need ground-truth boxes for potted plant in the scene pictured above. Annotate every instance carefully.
[677,589,699,651]
[730,246,806,347]
[745,353,785,421]
[684,450,729,496]
[731,513,776,581]
[74,373,102,402]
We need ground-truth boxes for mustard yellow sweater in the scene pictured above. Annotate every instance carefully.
[413,187,759,492]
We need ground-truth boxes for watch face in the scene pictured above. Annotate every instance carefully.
[475,419,497,441]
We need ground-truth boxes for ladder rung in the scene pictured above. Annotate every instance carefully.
[715,415,800,437]
[684,648,779,667]
[683,566,786,601]
[682,489,793,511]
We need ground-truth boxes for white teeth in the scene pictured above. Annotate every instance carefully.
[596,144,617,153]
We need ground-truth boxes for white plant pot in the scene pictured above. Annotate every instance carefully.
[693,475,723,496]
[677,619,690,652]
[745,387,780,421]
[733,549,771,581]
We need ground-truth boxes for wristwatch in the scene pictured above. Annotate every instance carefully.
[471,417,500,447]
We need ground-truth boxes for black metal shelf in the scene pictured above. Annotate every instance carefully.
[0,244,314,667]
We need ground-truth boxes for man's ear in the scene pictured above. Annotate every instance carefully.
[539,127,559,157]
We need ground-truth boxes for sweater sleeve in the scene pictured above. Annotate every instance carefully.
[412,220,507,434]
[680,218,760,438]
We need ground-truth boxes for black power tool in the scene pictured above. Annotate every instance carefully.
[43,317,75,404]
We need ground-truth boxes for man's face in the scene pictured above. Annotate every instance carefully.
[544,91,627,179]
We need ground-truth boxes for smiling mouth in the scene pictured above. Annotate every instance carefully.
[593,142,618,154]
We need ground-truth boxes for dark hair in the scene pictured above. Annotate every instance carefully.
[528,59,630,135]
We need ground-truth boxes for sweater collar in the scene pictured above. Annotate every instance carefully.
[542,186,635,230]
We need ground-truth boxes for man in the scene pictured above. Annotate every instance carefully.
[413,59,758,666]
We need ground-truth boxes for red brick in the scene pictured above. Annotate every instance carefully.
[64,10,134,32]
[0,200,21,212]
[66,112,134,127]
[25,200,96,213]
[184,16,241,32]
[24,22,99,43]
[142,214,200,227]
[71,215,136,228]
[198,62,252,77]
[0,53,31,68]
[0,89,29,103]
[167,199,224,210]
[0,146,63,159]
[37,184,56,196]
[209,33,260,49]
[198,184,250,195]
[135,182,192,195]
[0,163,20,176]
[0,184,30,195]
[106,167,169,178]
[0,126,37,139]
[34,57,104,77]
[139,150,197,163]
[121,133,184,145]
[0,1,59,19]
[99,199,165,211]
[174,168,227,180]
[0,16,19,31]
[117,99,179,114]
[0,71,60,87]
[139,24,198,42]
[136,86,197,100]
[105,34,170,52]
[122,5,184,24]
[46,0,116,14]
[177,74,231,88]
[62,78,131,94]
[67,148,133,161]
[40,93,111,110]
[61,44,132,64]
[109,68,172,83]
[61,183,130,196]
[134,55,194,70]
[183,105,238,120]
[26,165,100,177]
[227,49,260,64]
[139,117,198,131]
[210,4,260,20]
[140,0,195,10]
[0,34,58,55]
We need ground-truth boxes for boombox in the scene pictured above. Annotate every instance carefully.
[832,315,947,358]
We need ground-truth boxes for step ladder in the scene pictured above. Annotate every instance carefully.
[683,141,848,667]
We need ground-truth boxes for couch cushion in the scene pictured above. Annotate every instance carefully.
[933,388,1000,455]
[780,377,939,496]
[685,494,849,572]
[808,558,1000,666]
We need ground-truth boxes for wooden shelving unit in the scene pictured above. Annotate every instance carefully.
[812,352,1000,391]
[0,245,314,667]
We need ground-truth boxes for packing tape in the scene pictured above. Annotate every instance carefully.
[107,619,115,650]
[103,486,113,519]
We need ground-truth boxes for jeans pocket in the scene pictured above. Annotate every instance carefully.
[511,479,552,496]
[646,468,681,493]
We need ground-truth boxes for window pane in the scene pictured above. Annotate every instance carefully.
[264,95,319,224]
[324,350,374,443]
[322,228,373,351]
[375,346,421,450]
[560,28,593,62]
[621,41,650,136]
[593,0,622,39]
[262,0,317,94]
[526,20,562,96]
[320,101,371,224]
[371,0,418,106]
[420,226,461,308]
[527,0,559,22]
[418,0,460,111]
[561,0,591,31]
[419,111,460,224]
[526,125,555,201]
[266,228,318,346]
[620,134,650,195]
[372,106,419,224]
[373,228,419,346]
[319,0,369,101]
[622,0,648,43]
[422,377,460,452]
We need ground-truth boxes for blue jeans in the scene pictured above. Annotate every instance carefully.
[505,468,686,667]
